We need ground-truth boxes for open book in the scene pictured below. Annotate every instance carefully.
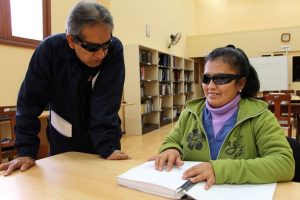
[117,161,276,200]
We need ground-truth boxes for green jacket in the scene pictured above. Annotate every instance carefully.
[160,97,295,184]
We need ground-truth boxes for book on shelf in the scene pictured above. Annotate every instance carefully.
[159,97,162,110]
[141,99,153,114]
[140,50,152,64]
[184,71,192,82]
[140,66,145,80]
[160,83,171,95]
[140,83,145,97]
[173,82,180,94]
[173,108,177,118]
[176,108,181,117]
[141,104,145,115]
[158,53,171,67]
[184,83,193,94]
[173,70,181,82]
[160,110,170,123]
[159,69,171,81]
[117,160,276,200]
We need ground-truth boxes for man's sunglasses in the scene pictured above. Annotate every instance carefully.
[202,73,243,85]
[74,36,112,52]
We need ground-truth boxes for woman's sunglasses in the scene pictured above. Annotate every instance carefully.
[202,73,243,85]
[74,36,112,52]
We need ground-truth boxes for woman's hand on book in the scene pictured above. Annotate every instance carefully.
[154,148,183,171]
[182,162,216,190]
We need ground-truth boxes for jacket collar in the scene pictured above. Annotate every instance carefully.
[185,97,268,121]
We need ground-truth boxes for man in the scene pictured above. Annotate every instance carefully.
[0,1,129,176]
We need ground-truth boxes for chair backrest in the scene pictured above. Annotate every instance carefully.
[0,106,17,163]
[264,93,293,137]
[286,137,300,182]
[262,90,280,99]
[280,90,295,94]
[264,93,292,118]
[0,106,16,134]
[264,90,280,94]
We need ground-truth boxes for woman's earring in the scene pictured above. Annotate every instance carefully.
[239,90,242,93]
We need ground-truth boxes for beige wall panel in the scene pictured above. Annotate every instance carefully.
[194,0,300,35]
[110,0,198,56]
[187,26,300,58]
[0,45,33,105]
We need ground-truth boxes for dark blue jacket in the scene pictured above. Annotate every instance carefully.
[15,33,125,159]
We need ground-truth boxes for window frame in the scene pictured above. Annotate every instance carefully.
[0,0,51,49]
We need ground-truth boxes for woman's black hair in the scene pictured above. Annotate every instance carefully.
[205,45,260,98]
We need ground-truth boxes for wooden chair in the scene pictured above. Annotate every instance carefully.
[279,90,296,125]
[286,137,300,182]
[280,90,295,94]
[262,90,280,99]
[264,90,279,93]
[262,91,271,100]
[0,106,17,164]
[264,94,293,137]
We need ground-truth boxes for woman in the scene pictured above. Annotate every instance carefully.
[154,45,295,189]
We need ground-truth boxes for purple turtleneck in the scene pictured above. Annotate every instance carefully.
[206,94,241,138]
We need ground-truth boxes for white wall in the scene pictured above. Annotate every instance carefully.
[193,0,300,35]
[110,0,198,56]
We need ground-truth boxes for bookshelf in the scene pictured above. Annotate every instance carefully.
[172,56,185,122]
[184,59,195,101]
[158,53,172,127]
[123,44,194,135]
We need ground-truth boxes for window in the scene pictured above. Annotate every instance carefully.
[0,0,51,48]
